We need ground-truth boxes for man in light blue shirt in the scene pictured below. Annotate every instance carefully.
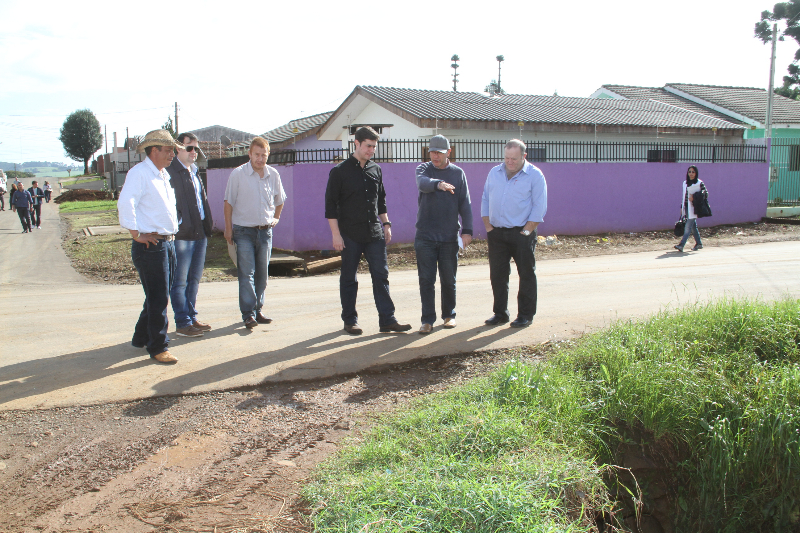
[480,139,547,328]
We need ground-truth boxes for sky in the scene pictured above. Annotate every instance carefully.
[0,0,793,165]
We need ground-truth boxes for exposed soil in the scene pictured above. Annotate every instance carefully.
[1,346,546,533]
[53,189,112,204]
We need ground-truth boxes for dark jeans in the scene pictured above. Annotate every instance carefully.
[487,227,537,320]
[45,191,51,202]
[170,237,207,328]
[678,218,702,248]
[0,192,4,210]
[131,239,176,356]
[30,204,41,227]
[340,234,396,327]
[233,225,272,321]
[16,207,31,231]
[414,238,459,325]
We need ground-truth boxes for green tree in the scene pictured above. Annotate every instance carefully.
[59,109,103,175]
[755,1,800,90]
[163,116,176,139]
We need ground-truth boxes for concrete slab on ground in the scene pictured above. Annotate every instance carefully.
[1,202,799,411]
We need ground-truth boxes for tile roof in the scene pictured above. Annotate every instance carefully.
[358,86,743,130]
[665,83,800,124]
[261,112,333,144]
[600,85,746,125]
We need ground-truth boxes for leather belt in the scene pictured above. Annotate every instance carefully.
[254,225,271,230]
[156,235,175,241]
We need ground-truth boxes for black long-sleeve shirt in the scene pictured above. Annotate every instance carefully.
[325,156,387,243]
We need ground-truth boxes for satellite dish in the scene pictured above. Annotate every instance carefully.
[220,135,232,147]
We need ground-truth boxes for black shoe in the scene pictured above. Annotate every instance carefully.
[484,314,509,326]
[344,323,363,335]
[380,322,412,333]
[256,312,272,324]
[244,317,258,329]
[510,317,532,328]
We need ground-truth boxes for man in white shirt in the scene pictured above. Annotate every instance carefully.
[223,137,286,330]
[167,132,213,339]
[117,129,183,364]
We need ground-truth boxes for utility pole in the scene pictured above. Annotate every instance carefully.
[175,102,179,136]
[451,54,460,91]
[766,23,778,139]
[496,55,504,93]
[104,125,108,154]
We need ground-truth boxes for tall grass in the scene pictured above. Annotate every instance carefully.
[304,298,800,532]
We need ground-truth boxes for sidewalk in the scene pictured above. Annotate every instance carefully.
[1,204,799,411]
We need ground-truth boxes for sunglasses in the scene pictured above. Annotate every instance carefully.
[184,146,199,152]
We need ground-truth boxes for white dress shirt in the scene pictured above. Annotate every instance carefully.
[224,161,286,227]
[117,157,179,235]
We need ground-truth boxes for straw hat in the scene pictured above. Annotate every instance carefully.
[136,129,185,153]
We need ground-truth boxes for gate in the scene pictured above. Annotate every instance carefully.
[769,139,800,206]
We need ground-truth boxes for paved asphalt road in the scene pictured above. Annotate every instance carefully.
[1,199,798,411]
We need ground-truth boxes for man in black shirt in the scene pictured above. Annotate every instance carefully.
[325,127,411,335]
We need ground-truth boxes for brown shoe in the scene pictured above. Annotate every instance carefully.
[192,320,212,331]
[419,323,432,334]
[443,318,456,328]
[152,351,178,364]
[256,312,272,324]
[245,317,258,329]
[176,325,204,338]
[380,322,412,333]
[344,323,363,335]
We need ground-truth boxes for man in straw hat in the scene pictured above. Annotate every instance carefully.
[118,129,183,364]
[223,136,286,330]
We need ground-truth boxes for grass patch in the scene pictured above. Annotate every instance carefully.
[304,298,800,532]
[57,200,118,213]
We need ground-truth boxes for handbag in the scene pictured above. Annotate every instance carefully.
[674,218,686,237]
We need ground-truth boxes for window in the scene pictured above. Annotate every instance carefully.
[789,145,800,172]
[527,148,546,163]
[647,149,677,163]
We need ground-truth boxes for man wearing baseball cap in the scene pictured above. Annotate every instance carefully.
[118,129,183,364]
[414,135,473,334]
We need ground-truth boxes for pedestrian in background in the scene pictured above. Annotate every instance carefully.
[413,135,472,334]
[28,181,45,229]
[12,182,33,233]
[43,181,52,202]
[674,165,708,252]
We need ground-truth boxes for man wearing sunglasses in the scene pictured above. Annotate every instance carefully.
[167,132,214,338]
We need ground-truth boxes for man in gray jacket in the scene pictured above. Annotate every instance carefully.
[167,132,214,338]
[414,135,473,334]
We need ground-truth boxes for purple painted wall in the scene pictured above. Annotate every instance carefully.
[207,161,768,251]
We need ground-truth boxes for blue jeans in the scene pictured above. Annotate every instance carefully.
[340,234,397,327]
[170,236,207,328]
[131,239,176,356]
[414,238,459,325]
[233,225,272,321]
[678,218,702,248]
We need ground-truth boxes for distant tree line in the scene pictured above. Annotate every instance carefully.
[5,170,36,179]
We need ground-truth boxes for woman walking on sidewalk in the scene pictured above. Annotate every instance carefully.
[674,165,708,252]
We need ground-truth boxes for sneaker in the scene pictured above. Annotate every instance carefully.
[176,325,204,337]
[692,244,703,251]
[192,320,212,331]
[673,245,684,252]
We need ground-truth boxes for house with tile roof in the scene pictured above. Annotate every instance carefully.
[225,112,340,157]
[591,83,800,140]
[317,85,747,149]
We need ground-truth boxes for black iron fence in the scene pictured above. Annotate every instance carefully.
[207,139,767,168]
